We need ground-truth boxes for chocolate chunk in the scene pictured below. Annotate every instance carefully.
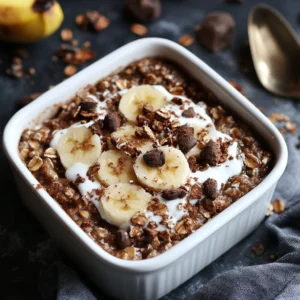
[89,120,103,136]
[126,0,161,23]
[116,229,131,249]
[177,125,194,136]
[103,112,124,132]
[143,149,165,167]
[177,127,197,154]
[161,188,187,200]
[199,140,221,166]
[198,12,235,52]
[203,178,218,200]
[171,97,183,105]
[189,184,203,200]
[80,98,97,112]
[182,107,195,118]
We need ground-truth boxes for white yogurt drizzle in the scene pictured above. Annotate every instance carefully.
[50,85,244,230]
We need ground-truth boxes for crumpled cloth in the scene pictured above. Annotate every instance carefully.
[39,200,300,300]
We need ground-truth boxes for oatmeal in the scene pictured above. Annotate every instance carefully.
[19,58,273,260]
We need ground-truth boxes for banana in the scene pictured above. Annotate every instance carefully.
[111,125,153,154]
[99,183,152,228]
[133,146,190,191]
[119,85,167,122]
[56,127,101,169]
[97,150,137,186]
[0,0,63,43]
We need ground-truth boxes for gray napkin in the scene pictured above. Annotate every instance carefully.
[40,199,300,300]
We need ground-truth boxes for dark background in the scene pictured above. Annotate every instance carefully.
[1,0,300,299]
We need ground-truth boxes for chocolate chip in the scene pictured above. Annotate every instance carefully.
[80,98,97,112]
[126,0,161,23]
[171,97,183,105]
[116,229,131,249]
[89,120,103,136]
[182,107,195,118]
[177,127,197,154]
[203,178,218,200]
[198,12,235,52]
[161,188,187,200]
[189,184,203,199]
[143,149,165,167]
[104,112,124,132]
[199,140,221,166]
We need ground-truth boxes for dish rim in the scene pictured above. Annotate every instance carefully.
[3,37,288,273]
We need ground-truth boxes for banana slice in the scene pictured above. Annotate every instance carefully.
[133,146,190,191]
[119,85,167,122]
[56,127,101,169]
[111,125,153,154]
[97,150,137,186]
[100,183,152,228]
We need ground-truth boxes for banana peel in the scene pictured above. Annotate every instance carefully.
[0,0,64,43]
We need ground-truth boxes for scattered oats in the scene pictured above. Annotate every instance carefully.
[178,34,195,47]
[28,156,43,171]
[83,41,91,48]
[44,147,57,158]
[265,203,274,216]
[268,113,290,123]
[130,23,148,36]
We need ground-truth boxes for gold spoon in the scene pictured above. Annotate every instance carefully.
[248,4,300,98]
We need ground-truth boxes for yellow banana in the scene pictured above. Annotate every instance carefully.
[0,0,64,43]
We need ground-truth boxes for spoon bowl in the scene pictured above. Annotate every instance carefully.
[248,4,300,98]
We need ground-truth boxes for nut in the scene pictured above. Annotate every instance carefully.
[131,212,147,226]
[61,28,73,41]
[178,34,195,47]
[28,156,43,171]
[155,108,171,120]
[130,23,148,36]
[64,65,77,77]
[273,199,285,214]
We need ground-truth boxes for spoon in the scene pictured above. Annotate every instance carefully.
[248,4,300,98]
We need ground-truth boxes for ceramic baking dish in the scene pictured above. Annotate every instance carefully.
[3,38,287,300]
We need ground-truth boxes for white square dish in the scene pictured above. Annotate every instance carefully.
[3,38,287,300]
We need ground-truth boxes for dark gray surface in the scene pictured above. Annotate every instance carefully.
[0,0,299,299]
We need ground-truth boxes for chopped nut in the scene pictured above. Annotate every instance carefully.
[143,103,154,114]
[178,34,195,47]
[129,226,143,238]
[161,188,187,200]
[251,243,265,256]
[203,178,218,200]
[188,156,200,172]
[147,202,167,216]
[143,149,165,167]
[189,183,203,200]
[44,147,57,158]
[28,156,43,171]
[89,119,103,136]
[131,212,147,226]
[64,65,77,77]
[130,23,148,36]
[268,113,290,123]
[86,10,110,31]
[273,199,285,214]
[87,162,100,177]
[79,210,89,219]
[61,28,73,41]
[155,108,171,120]
[266,203,274,216]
